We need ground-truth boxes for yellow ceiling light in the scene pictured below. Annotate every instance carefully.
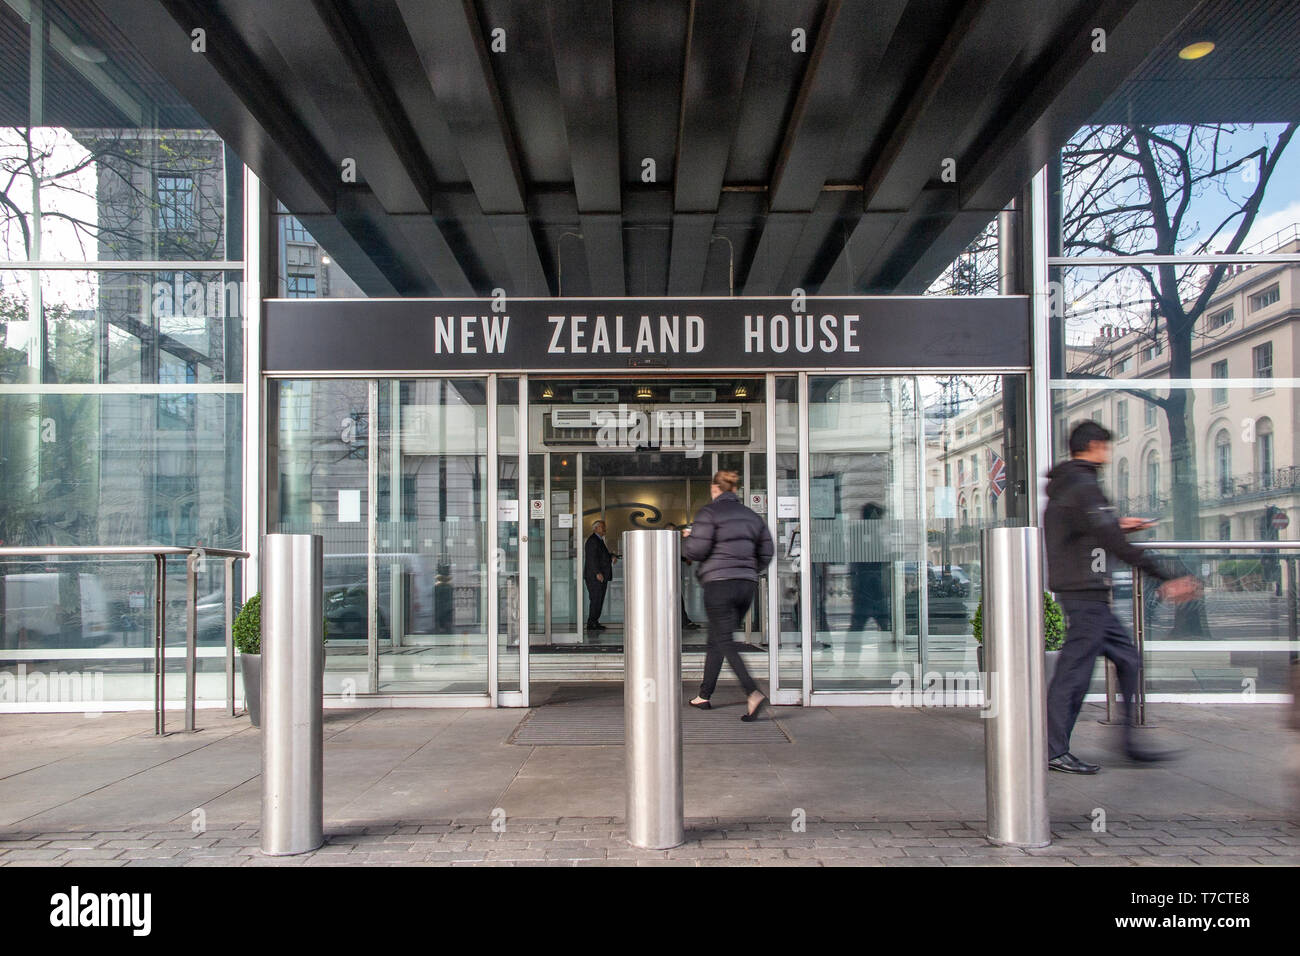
[1178,41,1215,60]
[635,386,652,400]
[733,384,749,398]
[541,385,554,399]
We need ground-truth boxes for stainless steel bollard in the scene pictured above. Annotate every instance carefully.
[981,527,1051,848]
[260,533,325,856]
[622,529,684,849]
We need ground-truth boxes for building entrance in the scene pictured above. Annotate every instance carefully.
[267,369,1028,708]
[523,378,770,686]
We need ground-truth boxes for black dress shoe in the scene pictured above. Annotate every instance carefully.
[1048,752,1100,774]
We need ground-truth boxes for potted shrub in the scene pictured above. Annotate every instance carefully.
[232,594,263,727]
[972,592,1066,686]
[232,592,329,727]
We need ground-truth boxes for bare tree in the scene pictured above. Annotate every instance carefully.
[927,218,1000,296]
[1061,122,1297,634]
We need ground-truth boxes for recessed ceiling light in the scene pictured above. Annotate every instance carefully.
[69,43,108,63]
[1178,41,1215,60]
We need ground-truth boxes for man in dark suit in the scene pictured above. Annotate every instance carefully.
[584,519,615,630]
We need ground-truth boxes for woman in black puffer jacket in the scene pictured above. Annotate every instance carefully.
[681,470,775,720]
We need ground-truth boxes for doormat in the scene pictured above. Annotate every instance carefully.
[508,685,791,745]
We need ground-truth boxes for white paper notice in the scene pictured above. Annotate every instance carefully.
[934,486,957,519]
[749,492,768,513]
[338,489,361,523]
[497,499,519,522]
[777,496,799,518]
[557,513,574,528]
[530,498,545,519]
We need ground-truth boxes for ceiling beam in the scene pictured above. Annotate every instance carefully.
[547,0,623,295]
[741,0,907,295]
[667,0,759,295]
[960,0,1200,209]
[96,0,336,214]
[396,0,548,295]
[256,0,434,214]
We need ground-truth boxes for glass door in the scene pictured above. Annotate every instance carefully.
[806,375,924,692]
[375,378,490,696]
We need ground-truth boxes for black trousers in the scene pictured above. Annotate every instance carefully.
[1047,598,1140,758]
[699,578,759,699]
[584,575,607,626]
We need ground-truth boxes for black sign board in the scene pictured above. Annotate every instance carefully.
[263,296,1029,373]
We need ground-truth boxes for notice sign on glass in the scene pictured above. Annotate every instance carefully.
[934,486,957,519]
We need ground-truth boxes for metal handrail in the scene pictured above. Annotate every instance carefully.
[0,544,250,735]
[1109,539,1300,724]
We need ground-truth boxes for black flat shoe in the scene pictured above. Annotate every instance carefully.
[741,694,767,722]
[689,697,711,710]
[1126,745,1179,763]
[1048,752,1100,774]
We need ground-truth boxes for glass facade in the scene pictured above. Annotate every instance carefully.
[1051,117,1300,696]
[1,2,243,706]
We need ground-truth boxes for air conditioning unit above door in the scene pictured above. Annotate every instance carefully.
[655,406,742,429]
[551,406,639,429]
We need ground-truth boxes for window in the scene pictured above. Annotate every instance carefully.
[981,413,993,430]
[1116,458,1130,507]
[1113,356,1132,374]
[1140,342,1161,363]
[279,381,313,433]
[158,358,197,429]
[1146,454,1161,511]
[287,274,317,298]
[1248,284,1280,312]
[1208,307,1233,330]
[156,175,196,232]
[1253,342,1273,392]
[1258,419,1275,488]
[1144,402,1157,429]
[1116,400,1128,439]
[1218,518,1231,541]
[1211,359,1228,406]
[1215,429,1232,497]
[282,216,312,243]
[1091,407,1103,423]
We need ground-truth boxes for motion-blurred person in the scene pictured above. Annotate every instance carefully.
[1044,421,1200,773]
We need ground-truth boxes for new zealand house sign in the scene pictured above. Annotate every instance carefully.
[263,296,1029,373]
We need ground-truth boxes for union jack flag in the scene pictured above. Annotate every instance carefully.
[988,449,1006,499]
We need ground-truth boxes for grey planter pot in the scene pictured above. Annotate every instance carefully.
[1044,649,1061,690]
[976,645,1061,691]
[240,653,261,728]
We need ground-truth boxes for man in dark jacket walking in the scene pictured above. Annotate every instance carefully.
[1045,421,1199,773]
[584,519,615,630]
[682,470,775,720]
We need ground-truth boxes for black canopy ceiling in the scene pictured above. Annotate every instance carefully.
[51,0,1296,296]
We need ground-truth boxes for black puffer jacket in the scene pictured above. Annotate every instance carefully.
[682,491,775,583]
[1044,458,1171,601]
